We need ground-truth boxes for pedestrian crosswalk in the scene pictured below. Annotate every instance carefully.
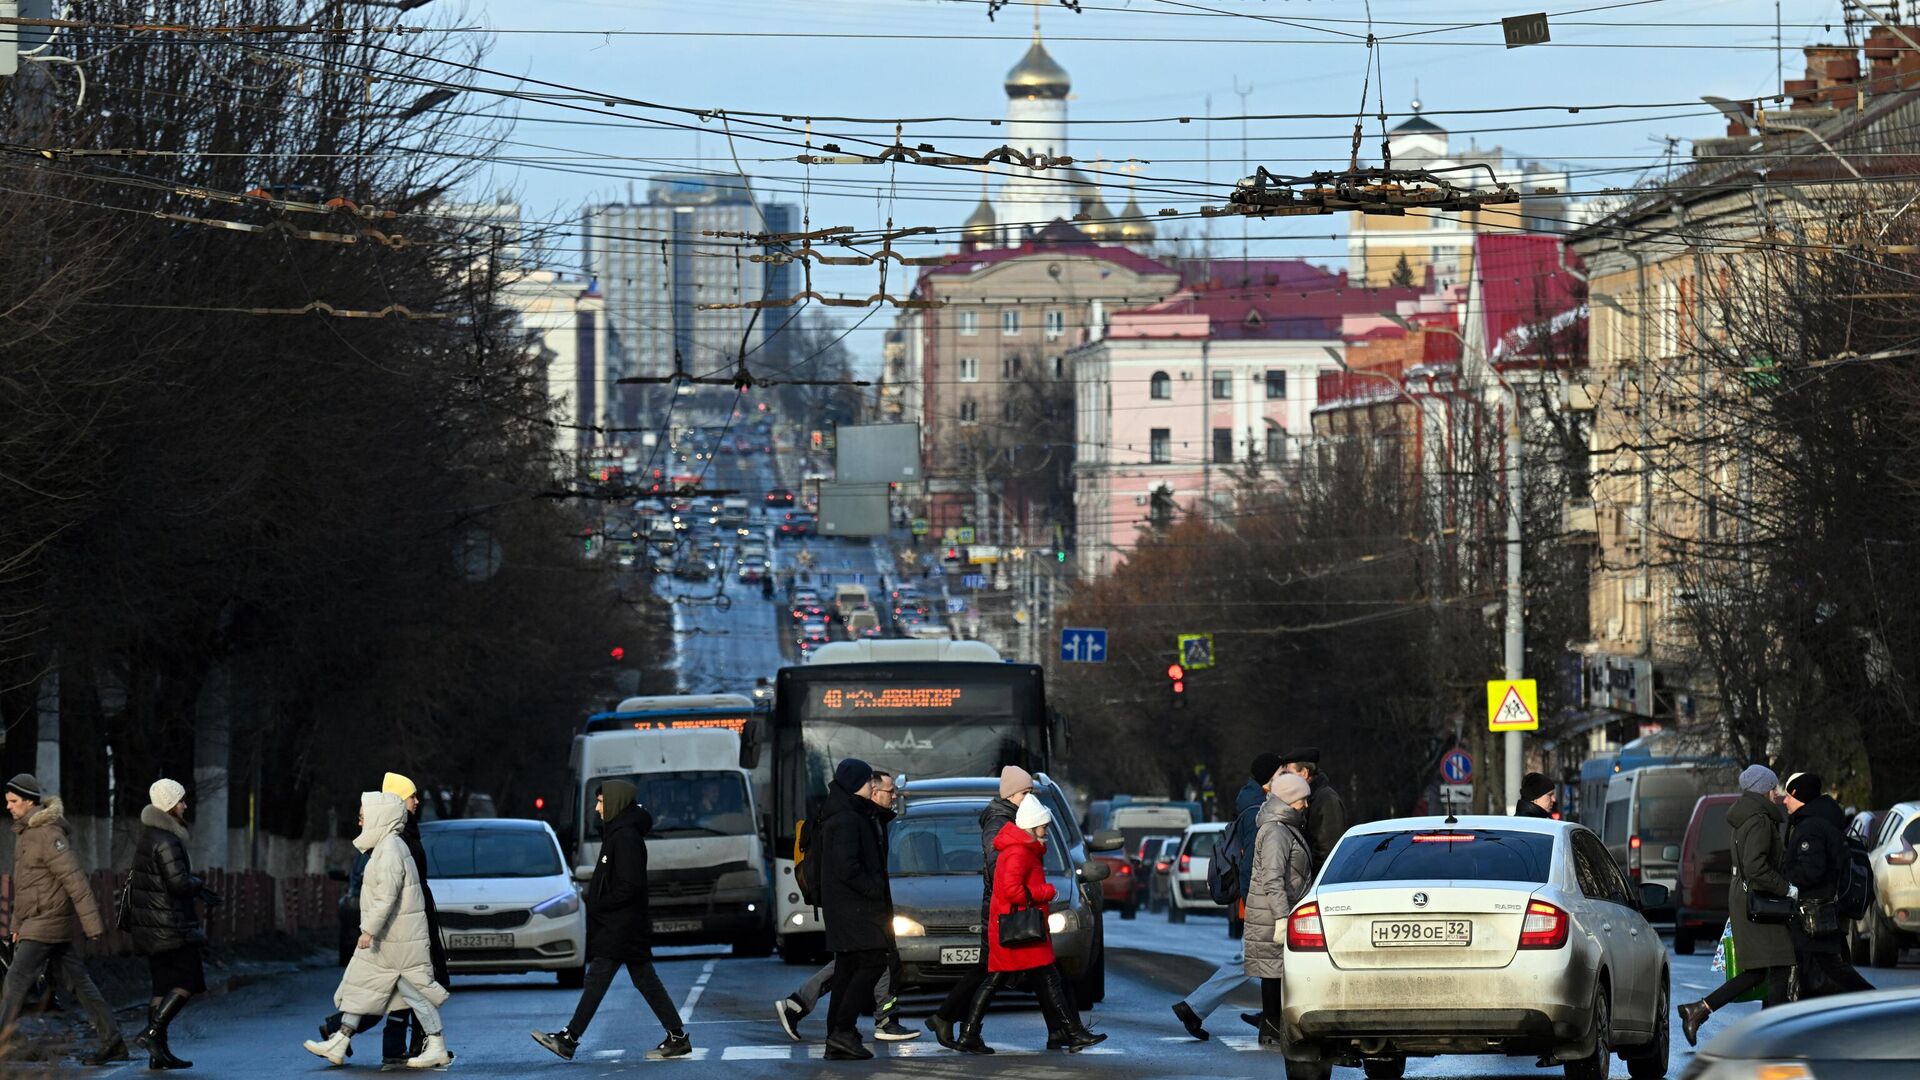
[590,1041,1128,1062]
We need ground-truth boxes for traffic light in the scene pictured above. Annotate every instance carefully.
[534,797,546,811]
[1167,663,1186,708]
[610,646,625,662]
[1056,550,1066,563]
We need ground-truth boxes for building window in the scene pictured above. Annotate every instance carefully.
[1003,355,1022,379]
[1212,372,1233,400]
[959,356,979,382]
[1149,428,1171,464]
[1053,355,1065,379]
[959,399,978,423]
[1149,487,1174,530]
[1002,399,1015,421]
[958,310,978,336]
[1265,370,1287,400]
[1150,371,1171,399]
[1045,310,1065,339]
[1001,309,1021,335]
[1265,423,1287,463]
[1212,427,1233,463]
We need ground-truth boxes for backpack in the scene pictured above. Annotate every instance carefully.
[793,810,826,908]
[1207,817,1244,906]
[1836,832,1873,922]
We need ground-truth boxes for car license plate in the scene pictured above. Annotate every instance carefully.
[939,946,981,965]
[1371,919,1472,947]
[653,919,702,934]
[446,933,511,950]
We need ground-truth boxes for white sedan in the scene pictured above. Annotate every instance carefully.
[421,819,586,988]
[1280,815,1670,1080]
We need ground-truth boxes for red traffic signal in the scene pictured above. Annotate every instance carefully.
[1166,663,1184,681]
[534,797,546,810]
[610,646,625,662]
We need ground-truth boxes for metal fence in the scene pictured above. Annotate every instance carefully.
[0,870,343,956]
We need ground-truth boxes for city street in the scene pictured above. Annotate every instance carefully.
[47,918,1920,1077]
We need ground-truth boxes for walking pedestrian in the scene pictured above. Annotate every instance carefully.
[0,774,126,1066]
[774,771,917,1043]
[1782,772,1874,999]
[1245,772,1314,1047]
[1515,772,1558,819]
[127,778,218,1070]
[1277,748,1347,871]
[532,780,689,1062]
[925,766,1028,1051]
[1677,765,1796,1046]
[957,797,1105,1054]
[814,759,895,1060]
[303,791,453,1069]
[1171,752,1278,1040]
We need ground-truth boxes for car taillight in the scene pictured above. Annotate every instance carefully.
[1629,835,1642,879]
[1287,902,1326,951]
[1155,861,1169,872]
[1179,853,1190,872]
[1519,900,1569,949]
[1120,864,1131,876]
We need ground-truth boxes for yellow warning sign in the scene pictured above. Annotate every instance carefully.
[1487,679,1539,732]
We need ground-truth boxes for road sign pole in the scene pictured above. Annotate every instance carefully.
[1503,383,1524,816]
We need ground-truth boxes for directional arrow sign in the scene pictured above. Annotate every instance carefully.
[1487,679,1539,732]
[1059,627,1108,664]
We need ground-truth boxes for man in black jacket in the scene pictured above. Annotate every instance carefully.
[926,765,1030,1053]
[1279,748,1347,871]
[1515,773,1558,819]
[817,758,895,1060]
[533,780,692,1062]
[1783,772,1874,998]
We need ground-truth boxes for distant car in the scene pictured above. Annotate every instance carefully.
[1131,834,1182,910]
[675,558,715,581]
[790,591,824,621]
[421,819,585,988]
[778,512,815,539]
[844,608,882,638]
[1857,799,1920,968]
[736,557,768,583]
[905,622,952,641]
[1672,793,1739,955]
[1602,763,1735,913]
[650,554,676,576]
[766,488,796,507]
[1087,846,1137,920]
[1144,836,1181,913]
[797,621,830,650]
[1281,816,1671,1080]
[1680,986,1920,1077]
[1166,823,1230,924]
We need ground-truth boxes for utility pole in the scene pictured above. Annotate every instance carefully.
[1503,384,1525,817]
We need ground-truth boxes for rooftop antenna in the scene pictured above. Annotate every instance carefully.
[1233,77,1253,278]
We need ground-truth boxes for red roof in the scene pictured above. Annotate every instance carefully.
[1115,269,1425,340]
[928,226,1177,281]
[1475,234,1586,367]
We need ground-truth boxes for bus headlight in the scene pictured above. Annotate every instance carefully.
[892,916,925,937]
[532,891,581,919]
[1047,912,1068,934]
[788,912,807,927]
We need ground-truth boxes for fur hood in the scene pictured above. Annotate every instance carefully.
[14,796,65,833]
[141,803,189,840]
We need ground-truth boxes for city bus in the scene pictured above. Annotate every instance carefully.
[769,640,1058,960]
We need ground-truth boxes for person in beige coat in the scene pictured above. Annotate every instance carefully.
[303,792,452,1069]
[1242,771,1313,1048]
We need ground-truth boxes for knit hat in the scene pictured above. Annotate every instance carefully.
[1271,773,1312,804]
[1249,752,1283,785]
[1278,747,1321,766]
[4,774,40,801]
[1014,797,1053,830]
[599,779,637,822]
[1738,764,1780,795]
[149,778,186,813]
[833,758,874,793]
[1785,771,1823,802]
[998,765,1034,799]
[381,772,417,800]
[1520,772,1555,802]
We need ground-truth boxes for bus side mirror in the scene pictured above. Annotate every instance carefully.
[739,719,763,770]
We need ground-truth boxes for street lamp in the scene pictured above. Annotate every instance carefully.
[1701,95,1862,181]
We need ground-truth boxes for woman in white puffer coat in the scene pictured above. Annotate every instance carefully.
[303,791,453,1069]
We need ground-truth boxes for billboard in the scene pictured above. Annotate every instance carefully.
[816,483,891,537]
[833,424,921,485]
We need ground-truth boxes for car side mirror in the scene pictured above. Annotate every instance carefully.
[1088,830,1125,852]
[1638,883,1670,910]
[1660,845,1681,862]
[1078,860,1111,883]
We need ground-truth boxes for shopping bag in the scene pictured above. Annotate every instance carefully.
[1714,919,1766,1003]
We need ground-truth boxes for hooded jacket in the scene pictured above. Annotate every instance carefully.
[127,804,206,954]
[586,799,656,961]
[1726,789,1795,971]
[986,821,1057,973]
[333,792,448,1018]
[816,780,894,953]
[1305,774,1347,872]
[9,797,104,944]
[975,795,1020,919]
[1244,794,1313,979]
[1786,794,1850,952]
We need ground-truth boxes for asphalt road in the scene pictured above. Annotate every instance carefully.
[35,915,1920,1078]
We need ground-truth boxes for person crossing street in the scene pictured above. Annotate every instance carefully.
[126,778,218,1070]
[813,759,896,1060]
[1782,772,1875,999]
[1171,752,1277,1040]
[1244,773,1314,1048]
[926,766,1028,1052]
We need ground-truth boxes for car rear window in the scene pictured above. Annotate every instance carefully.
[1319,829,1557,885]
[1184,830,1220,859]
[1694,801,1733,854]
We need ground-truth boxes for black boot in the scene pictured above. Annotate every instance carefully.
[958,972,1004,1054]
[135,991,193,1070]
[1034,965,1104,1053]
[1678,1001,1711,1048]
[77,1036,131,1066]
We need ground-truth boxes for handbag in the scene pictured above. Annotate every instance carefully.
[1746,889,1795,925]
[1797,897,1840,937]
[997,883,1049,948]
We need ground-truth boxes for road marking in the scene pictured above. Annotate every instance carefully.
[1220,1035,1262,1052]
[721,1046,792,1060]
[678,958,717,1023]
[590,1049,626,1060]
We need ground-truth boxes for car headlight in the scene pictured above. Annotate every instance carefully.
[892,915,925,937]
[532,890,581,918]
[1047,912,1068,934]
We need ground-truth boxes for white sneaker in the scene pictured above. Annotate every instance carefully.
[774,998,804,1041]
[406,1033,452,1069]
[303,1029,353,1066]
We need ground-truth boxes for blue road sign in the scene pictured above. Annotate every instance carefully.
[1059,627,1108,664]
[962,573,988,590]
[1440,749,1474,784]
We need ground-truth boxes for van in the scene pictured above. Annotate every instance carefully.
[1603,763,1737,910]
[832,584,870,619]
[844,608,880,638]
[1672,792,1740,954]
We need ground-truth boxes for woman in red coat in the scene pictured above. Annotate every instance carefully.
[955,798,1106,1054]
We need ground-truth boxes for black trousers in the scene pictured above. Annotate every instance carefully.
[1260,977,1285,1019]
[934,926,991,1022]
[567,957,683,1038]
[827,949,889,1039]
[1704,964,1792,1010]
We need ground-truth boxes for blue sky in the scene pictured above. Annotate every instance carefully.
[454,0,1859,369]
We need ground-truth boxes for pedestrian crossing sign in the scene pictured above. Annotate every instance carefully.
[1486,679,1539,732]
